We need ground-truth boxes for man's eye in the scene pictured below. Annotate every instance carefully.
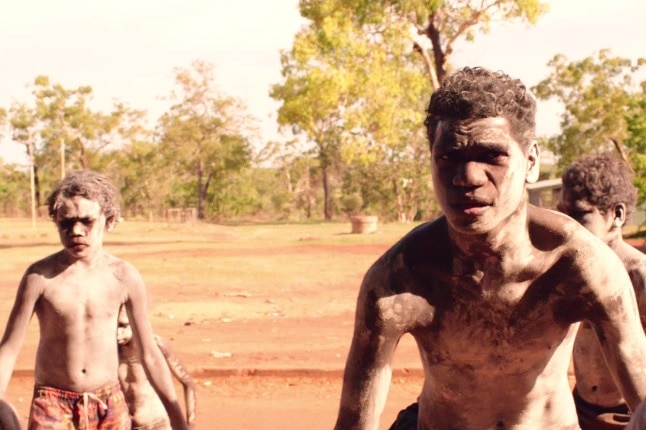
[484,152,506,163]
[437,153,454,162]
[58,219,74,230]
[81,218,94,226]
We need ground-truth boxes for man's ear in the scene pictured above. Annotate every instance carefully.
[106,218,117,232]
[612,203,626,228]
[526,141,540,184]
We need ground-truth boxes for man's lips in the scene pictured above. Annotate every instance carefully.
[448,199,490,214]
[68,241,88,249]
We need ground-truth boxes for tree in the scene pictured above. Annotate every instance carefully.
[301,0,549,88]
[156,60,254,220]
[5,76,146,217]
[273,1,548,221]
[624,83,646,204]
[532,50,646,169]
[272,7,432,220]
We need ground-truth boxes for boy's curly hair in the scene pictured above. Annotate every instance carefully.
[561,153,637,221]
[47,170,121,226]
[425,67,536,149]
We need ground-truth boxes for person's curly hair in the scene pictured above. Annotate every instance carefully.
[425,67,536,149]
[47,170,121,226]
[561,153,637,221]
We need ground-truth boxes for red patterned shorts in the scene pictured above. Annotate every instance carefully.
[28,381,130,430]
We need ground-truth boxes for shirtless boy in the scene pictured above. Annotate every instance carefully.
[117,306,196,430]
[558,153,646,429]
[333,67,646,430]
[0,170,188,430]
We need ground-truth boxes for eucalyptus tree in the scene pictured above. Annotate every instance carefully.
[5,76,145,216]
[301,0,549,88]
[532,50,646,170]
[272,7,431,220]
[273,0,548,221]
[624,84,646,204]
[156,60,253,220]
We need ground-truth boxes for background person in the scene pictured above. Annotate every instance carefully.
[117,305,196,430]
[558,153,646,429]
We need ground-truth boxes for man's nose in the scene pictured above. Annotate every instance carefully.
[70,221,85,235]
[453,161,486,187]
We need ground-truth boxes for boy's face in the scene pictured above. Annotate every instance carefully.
[55,195,106,260]
[430,116,538,234]
[557,191,616,243]
[117,307,133,345]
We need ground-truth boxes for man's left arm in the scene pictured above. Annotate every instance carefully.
[588,247,646,410]
[124,263,189,430]
[155,335,197,430]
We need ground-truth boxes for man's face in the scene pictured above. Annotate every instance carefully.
[55,195,106,260]
[557,191,615,242]
[117,306,133,346]
[431,117,536,234]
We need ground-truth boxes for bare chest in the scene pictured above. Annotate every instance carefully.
[405,275,576,371]
[37,267,125,326]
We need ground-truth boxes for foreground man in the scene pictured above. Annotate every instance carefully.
[558,153,646,429]
[333,67,646,430]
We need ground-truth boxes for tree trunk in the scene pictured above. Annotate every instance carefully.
[197,160,206,219]
[322,166,332,220]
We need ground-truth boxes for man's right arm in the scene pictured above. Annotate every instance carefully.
[333,265,403,430]
[0,272,41,397]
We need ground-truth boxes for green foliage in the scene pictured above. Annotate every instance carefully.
[0,163,30,216]
[532,50,646,203]
[4,76,148,214]
[157,60,254,220]
[625,86,646,204]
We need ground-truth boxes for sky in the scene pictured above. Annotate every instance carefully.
[0,0,645,166]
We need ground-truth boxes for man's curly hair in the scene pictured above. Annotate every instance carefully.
[47,170,121,226]
[561,153,637,221]
[425,67,536,149]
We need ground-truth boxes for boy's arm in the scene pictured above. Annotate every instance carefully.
[0,272,42,397]
[155,335,197,429]
[124,265,189,430]
[333,266,402,430]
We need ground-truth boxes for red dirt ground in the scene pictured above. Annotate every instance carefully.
[2,230,643,430]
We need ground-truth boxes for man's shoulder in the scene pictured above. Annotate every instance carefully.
[25,251,66,278]
[386,217,449,258]
[103,253,140,276]
[527,205,604,253]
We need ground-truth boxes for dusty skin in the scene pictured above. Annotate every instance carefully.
[0,219,643,430]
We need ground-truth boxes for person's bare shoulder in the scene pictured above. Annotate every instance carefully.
[356,219,447,332]
[25,251,68,278]
[527,205,614,258]
[104,253,144,285]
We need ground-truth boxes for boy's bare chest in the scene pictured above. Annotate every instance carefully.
[39,268,125,319]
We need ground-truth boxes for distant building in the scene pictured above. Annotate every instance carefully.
[526,178,562,210]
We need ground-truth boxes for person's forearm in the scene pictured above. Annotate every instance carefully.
[184,387,196,429]
[144,353,188,429]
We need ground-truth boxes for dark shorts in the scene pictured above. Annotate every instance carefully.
[388,403,419,430]
[573,387,632,430]
[28,381,130,430]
